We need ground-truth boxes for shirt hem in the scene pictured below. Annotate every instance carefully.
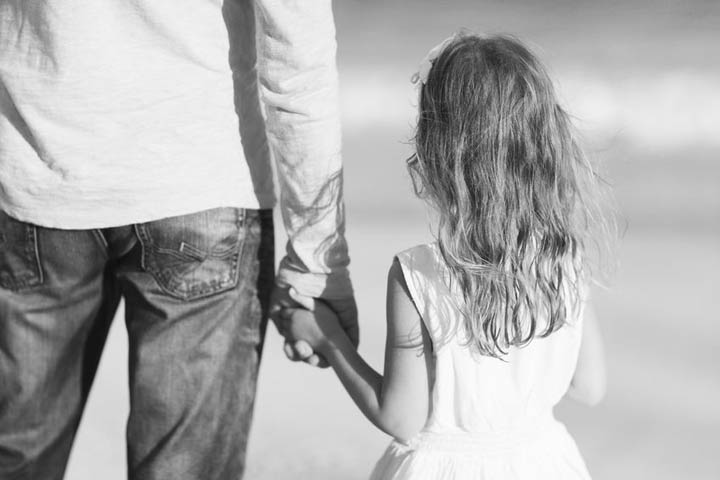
[0,196,273,230]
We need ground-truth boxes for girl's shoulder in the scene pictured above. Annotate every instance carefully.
[394,242,457,312]
[394,242,446,288]
[395,239,435,279]
[395,242,442,272]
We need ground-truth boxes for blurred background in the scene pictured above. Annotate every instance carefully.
[68,1,719,479]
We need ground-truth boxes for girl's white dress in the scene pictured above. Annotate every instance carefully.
[370,243,591,480]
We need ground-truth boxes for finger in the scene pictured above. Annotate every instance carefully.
[344,320,360,348]
[270,312,285,335]
[294,340,314,360]
[305,354,320,367]
[325,296,359,348]
[347,326,360,348]
[276,307,300,333]
[271,311,291,336]
[269,285,301,314]
[337,317,360,348]
[278,308,295,321]
[315,356,330,369]
[274,322,286,337]
[288,288,316,311]
[303,354,330,369]
[284,341,299,362]
[270,300,293,315]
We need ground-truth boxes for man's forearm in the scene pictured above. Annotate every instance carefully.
[255,0,351,298]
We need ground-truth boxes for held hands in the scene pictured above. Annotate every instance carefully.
[281,290,347,356]
[269,284,359,368]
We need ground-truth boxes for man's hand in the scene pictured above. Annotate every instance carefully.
[320,294,359,348]
[269,284,320,365]
[281,299,346,356]
[269,283,358,368]
[287,290,359,368]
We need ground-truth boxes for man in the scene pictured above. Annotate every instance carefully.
[0,0,356,478]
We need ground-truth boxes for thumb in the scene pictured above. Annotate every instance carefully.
[289,287,316,311]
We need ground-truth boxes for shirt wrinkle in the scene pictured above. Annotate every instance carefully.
[0,0,352,298]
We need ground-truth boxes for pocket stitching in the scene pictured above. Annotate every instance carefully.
[0,221,43,291]
[135,209,245,301]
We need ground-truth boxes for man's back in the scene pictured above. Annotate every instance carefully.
[0,0,270,228]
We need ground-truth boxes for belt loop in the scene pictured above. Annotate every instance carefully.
[92,229,110,253]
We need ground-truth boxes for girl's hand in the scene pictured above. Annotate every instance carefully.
[281,289,347,355]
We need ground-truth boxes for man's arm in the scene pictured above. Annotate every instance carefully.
[254,0,352,300]
[255,0,357,360]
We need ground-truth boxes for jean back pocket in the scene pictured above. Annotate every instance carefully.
[0,211,43,291]
[136,208,245,301]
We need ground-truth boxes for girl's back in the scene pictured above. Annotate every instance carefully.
[370,243,590,479]
[284,32,611,480]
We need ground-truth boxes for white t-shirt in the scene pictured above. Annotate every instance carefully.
[0,0,352,297]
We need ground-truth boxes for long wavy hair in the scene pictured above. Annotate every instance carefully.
[409,34,615,357]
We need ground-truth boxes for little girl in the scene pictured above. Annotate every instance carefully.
[283,33,610,479]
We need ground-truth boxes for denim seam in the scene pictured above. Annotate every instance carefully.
[91,229,111,260]
[134,223,148,274]
[27,225,44,286]
[235,209,263,344]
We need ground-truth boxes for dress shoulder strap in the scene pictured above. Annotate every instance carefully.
[395,243,461,348]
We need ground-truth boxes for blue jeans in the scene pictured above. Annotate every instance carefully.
[0,207,274,480]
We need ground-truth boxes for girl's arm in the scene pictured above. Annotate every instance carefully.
[567,303,607,406]
[288,259,432,441]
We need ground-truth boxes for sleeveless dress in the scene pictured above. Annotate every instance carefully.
[369,243,591,480]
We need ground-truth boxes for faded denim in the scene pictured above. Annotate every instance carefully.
[0,207,274,480]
